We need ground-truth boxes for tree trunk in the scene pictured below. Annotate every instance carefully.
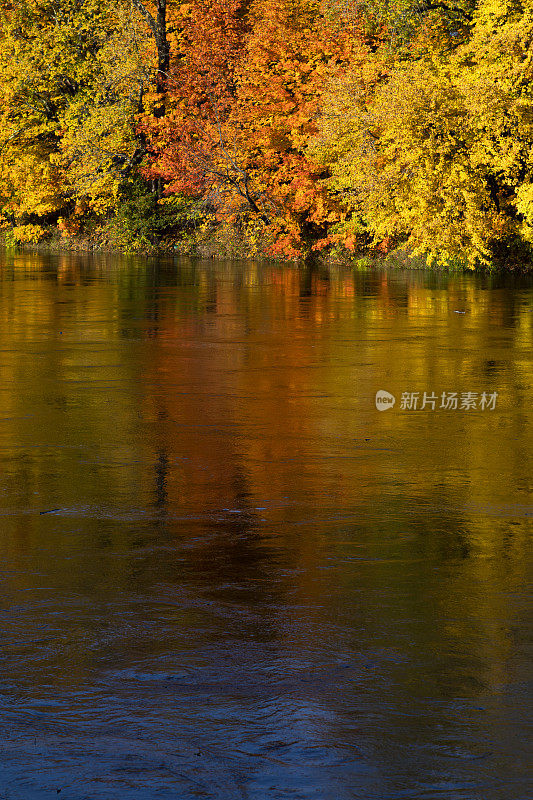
[131,0,169,114]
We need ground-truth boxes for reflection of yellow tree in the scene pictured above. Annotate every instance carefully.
[0,259,145,528]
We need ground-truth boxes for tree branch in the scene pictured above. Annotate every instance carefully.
[130,0,157,39]
[413,1,473,22]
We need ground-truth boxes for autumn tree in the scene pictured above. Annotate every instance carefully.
[231,0,369,258]
[142,0,372,259]
[313,0,533,266]
[457,0,533,260]
[139,0,251,216]
[1,0,531,267]
[0,0,159,236]
[56,2,155,218]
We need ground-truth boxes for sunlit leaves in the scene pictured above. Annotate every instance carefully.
[0,0,153,224]
[141,0,370,257]
[313,0,533,266]
[0,0,532,266]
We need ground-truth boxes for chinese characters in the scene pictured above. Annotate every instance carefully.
[399,391,498,411]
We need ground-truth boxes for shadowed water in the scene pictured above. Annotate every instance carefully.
[0,251,531,799]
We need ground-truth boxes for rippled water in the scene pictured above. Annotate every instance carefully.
[0,250,531,799]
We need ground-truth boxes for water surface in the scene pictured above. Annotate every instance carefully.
[0,251,531,799]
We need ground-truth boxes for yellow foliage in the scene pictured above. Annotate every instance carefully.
[11,224,46,243]
[0,0,532,265]
[312,0,533,266]
[0,0,154,224]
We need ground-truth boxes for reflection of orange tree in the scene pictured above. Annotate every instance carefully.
[137,264,379,531]
[139,310,250,514]
[130,267,369,609]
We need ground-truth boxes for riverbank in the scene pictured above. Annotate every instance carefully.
[0,222,387,266]
[0,219,281,261]
[1,224,532,272]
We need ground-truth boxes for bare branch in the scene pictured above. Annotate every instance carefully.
[130,0,157,39]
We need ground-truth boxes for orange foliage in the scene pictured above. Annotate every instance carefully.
[141,0,372,257]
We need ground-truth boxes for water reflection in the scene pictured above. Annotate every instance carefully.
[0,250,531,799]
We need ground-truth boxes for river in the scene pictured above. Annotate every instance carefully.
[0,250,531,799]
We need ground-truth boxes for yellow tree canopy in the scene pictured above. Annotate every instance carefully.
[312,0,533,266]
[0,0,153,231]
